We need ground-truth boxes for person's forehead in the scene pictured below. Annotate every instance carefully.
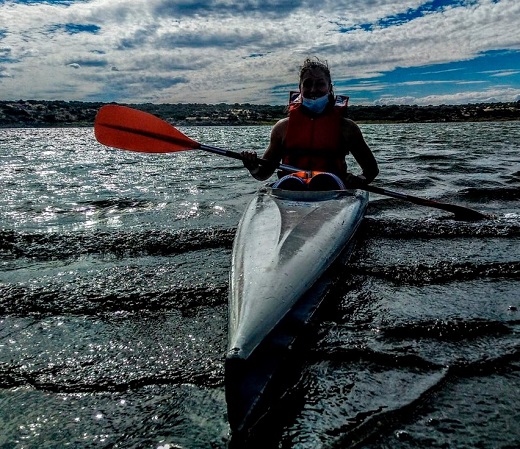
[300,68,329,82]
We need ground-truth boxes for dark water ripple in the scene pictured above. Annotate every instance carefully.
[354,260,520,284]
[460,186,520,201]
[1,216,518,263]
[0,227,235,260]
[0,280,228,316]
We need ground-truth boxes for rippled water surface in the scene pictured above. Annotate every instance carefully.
[1,122,519,448]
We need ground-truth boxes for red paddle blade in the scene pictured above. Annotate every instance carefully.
[94,105,200,153]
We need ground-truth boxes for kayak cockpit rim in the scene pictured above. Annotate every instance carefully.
[265,185,359,201]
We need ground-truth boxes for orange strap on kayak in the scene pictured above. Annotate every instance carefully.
[287,171,323,183]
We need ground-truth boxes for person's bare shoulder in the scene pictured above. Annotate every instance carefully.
[272,117,289,135]
[341,117,361,132]
[341,117,365,141]
[269,117,289,146]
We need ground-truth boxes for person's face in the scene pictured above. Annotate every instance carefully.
[300,69,331,99]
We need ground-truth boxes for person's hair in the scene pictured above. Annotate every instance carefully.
[299,57,332,85]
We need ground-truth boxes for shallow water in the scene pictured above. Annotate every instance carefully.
[1,122,519,448]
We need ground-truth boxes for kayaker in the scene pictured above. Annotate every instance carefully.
[241,57,379,190]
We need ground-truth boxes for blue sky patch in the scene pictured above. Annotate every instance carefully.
[336,49,520,104]
[10,0,82,4]
[378,0,468,28]
[339,0,468,32]
[0,47,15,64]
[67,58,107,68]
[49,23,101,34]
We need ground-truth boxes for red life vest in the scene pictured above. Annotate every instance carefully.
[281,95,349,179]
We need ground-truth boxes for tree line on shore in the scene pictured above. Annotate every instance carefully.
[1,99,519,127]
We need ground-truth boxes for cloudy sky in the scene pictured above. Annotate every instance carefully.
[1,0,519,105]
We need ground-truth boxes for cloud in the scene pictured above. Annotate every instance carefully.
[375,86,520,106]
[0,67,11,78]
[0,0,519,104]
[483,69,520,77]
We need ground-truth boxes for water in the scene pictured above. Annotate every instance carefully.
[1,122,519,448]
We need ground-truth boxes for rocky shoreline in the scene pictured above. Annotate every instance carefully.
[1,99,519,127]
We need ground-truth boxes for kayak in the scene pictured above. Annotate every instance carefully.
[225,186,369,436]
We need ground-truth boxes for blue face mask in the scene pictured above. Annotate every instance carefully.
[302,93,330,114]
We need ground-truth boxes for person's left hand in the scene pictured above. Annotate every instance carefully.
[345,174,367,188]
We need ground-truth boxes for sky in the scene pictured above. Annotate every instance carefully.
[0,0,519,106]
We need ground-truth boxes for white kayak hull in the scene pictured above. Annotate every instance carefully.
[225,187,368,435]
[227,187,368,360]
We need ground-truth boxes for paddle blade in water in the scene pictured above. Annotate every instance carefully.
[94,105,200,153]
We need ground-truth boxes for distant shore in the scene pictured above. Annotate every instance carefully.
[1,99,519,128]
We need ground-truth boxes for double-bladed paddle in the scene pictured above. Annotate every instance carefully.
[94,105,490,221]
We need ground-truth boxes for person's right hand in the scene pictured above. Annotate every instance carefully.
[241,151,260,173]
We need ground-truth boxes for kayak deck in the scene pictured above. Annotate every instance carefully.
[228,187,368,361]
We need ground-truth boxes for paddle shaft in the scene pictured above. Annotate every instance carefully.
[200,143,299,173]
[362,185,488,219]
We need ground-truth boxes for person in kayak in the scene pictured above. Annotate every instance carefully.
[241,57,379,190]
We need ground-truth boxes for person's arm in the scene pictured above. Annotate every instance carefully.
[242,118,287,181]
[342,118,379,183]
